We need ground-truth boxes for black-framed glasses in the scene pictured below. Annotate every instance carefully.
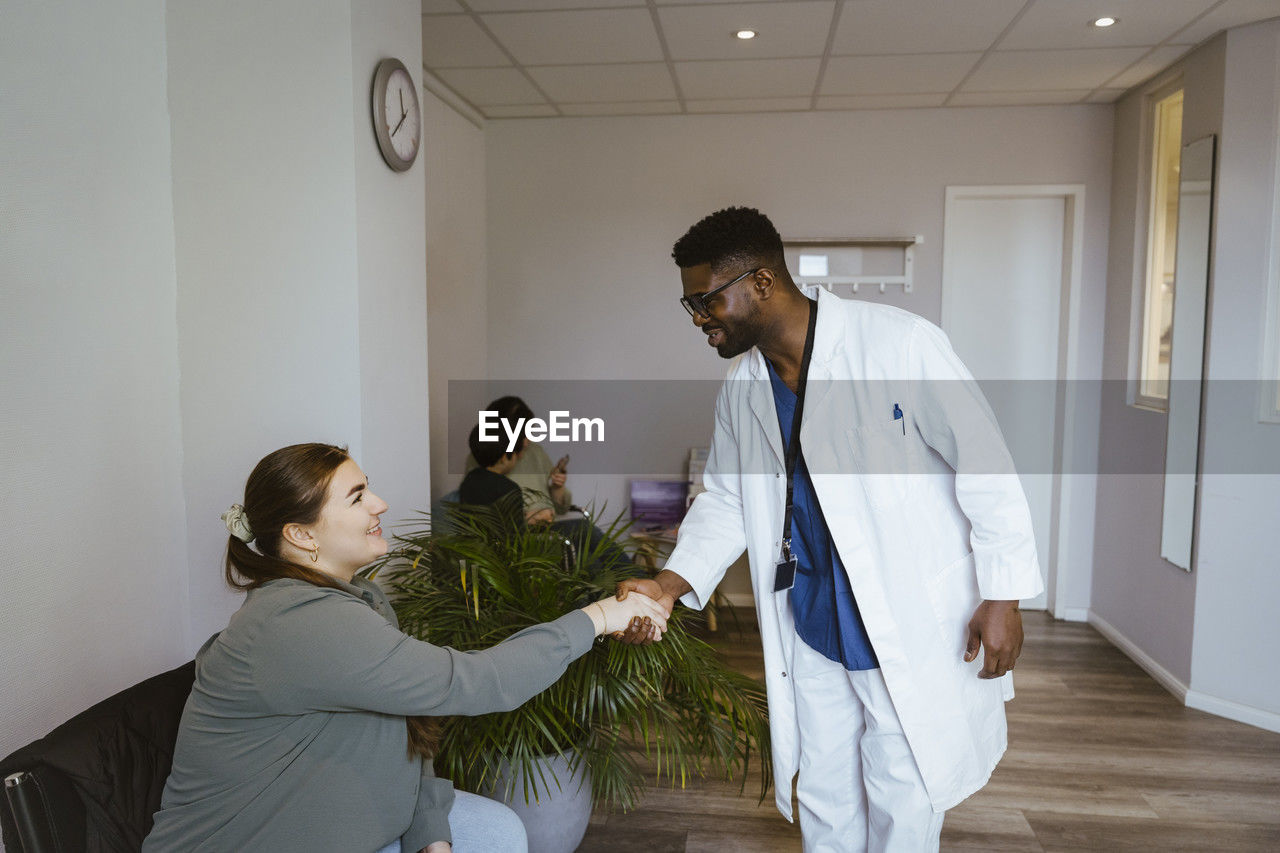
[680,267,762,319]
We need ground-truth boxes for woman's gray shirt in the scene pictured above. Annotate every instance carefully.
[143,576,596,852]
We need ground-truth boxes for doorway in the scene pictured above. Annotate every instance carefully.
[942,185,1087,614]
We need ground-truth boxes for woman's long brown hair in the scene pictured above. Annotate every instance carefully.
[227,442,439,759]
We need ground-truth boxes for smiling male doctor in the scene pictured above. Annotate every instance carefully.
[618,207,1043,852]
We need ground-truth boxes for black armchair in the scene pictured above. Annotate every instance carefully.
[0,661,195,853]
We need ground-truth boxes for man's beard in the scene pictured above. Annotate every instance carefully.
[708,302,762,359]
[713,327,754,359]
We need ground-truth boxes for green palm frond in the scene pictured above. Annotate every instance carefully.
[366,496,772,811]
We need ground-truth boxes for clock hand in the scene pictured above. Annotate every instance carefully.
[391,111,407,136]
[399,89,404,115]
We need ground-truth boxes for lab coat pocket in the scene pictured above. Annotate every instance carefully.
[926,551,981,659]
[848,419,912,511]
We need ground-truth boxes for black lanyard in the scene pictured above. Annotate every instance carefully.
[774,298,817,591]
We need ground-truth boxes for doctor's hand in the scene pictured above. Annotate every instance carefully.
[965,599,1023,679]
[584,591,668,640]
[613,574,683,645]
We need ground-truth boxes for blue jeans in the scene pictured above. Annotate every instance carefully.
[374,790,527,853]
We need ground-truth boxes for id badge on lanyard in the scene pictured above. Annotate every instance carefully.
[774,299,817,594]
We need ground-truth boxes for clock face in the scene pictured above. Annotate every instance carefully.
[372,59,421,171]
[382,67,420,163]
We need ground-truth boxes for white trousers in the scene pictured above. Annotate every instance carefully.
[792,639,945,853]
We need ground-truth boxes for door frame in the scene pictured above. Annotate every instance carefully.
[941,184,1087,618]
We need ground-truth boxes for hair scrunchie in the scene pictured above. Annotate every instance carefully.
[221,503,254,543]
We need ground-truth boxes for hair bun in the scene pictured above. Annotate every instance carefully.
[221,504,254,542]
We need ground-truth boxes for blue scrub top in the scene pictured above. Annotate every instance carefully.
[768,360,879,671]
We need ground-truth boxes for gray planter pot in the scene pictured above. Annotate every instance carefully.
[481,752,592,853]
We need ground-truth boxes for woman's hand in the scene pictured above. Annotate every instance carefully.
[613,571,687,645]
[583,592,668,639]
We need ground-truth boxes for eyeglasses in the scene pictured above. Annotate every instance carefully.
[680,267,761,319]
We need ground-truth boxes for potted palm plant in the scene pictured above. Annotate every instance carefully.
[365,497,771,853]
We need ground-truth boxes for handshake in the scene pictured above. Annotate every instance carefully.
[581,577,676,644]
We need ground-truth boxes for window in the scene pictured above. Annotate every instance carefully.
[1136,87,1184,409]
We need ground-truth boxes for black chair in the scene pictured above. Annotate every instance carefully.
[1,661,195,853]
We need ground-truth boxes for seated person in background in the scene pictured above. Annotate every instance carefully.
[459,422,554,527]
[143,443,666,853]
[463,396,629,575]
[464,396,570,520]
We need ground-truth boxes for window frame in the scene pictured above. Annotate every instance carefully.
[1261,77,1280,425]
[1129,76,1185,412]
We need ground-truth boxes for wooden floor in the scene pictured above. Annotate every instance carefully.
[578,609,1280,852]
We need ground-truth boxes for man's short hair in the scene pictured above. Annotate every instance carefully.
[469,418,523,468]
[671,206,785,274]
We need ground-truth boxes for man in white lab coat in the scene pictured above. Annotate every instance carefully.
[617,207,1044,852]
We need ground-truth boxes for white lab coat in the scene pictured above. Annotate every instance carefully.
[665,289,1044,819]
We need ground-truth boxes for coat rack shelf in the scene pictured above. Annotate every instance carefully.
[784,236,922,295]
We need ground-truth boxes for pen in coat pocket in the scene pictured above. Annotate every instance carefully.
[893,403,905,435]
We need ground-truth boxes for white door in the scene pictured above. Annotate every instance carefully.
[943,191,1069,611]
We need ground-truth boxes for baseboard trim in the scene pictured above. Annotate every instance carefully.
[1057,606,1089,622]
[1185,689,1280,734]
[1087,611,1189,701]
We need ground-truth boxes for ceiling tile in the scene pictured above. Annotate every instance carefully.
[1168,0,1280,45]
[422,15,510,68]
[815,93,947,109]
[528,63,676,103]
[481,9,664,65]
[948,89,1091,106]
[676,58,823,99]
[421,0,462,13]
[436,67,546,106]
[1087,88,1128,102]
[832,0,1024,54]
[658,1,835,61]
[470,0,636,9]
[686,96,812,112]
[483,104,559,118]
[1000,0,1218,50]
[1104,44,1194,89]
[560,101,681,116]
[820,53,981,95]
[963,47,1148,90]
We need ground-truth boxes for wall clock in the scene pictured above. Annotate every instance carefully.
[371,58,420,172]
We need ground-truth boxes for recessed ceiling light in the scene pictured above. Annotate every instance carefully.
[735,29,757,40]
[1091,16,1118,28]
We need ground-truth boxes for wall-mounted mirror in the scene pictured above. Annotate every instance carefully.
[1161,135,1216,571]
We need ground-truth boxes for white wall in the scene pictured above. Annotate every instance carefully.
[483,106,1113,607]
[0,0,189,762]
[1,0,428,780]
[1091,34,1227,687]
[1188,19,1280,728]
[352,0,432,533]
[167,0,428,645]
[424,91,487,501]
[1093,19,1280,731]
[167,0,366,645]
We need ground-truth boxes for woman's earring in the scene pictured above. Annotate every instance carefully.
[310,547,319,563]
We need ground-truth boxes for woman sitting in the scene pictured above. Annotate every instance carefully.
[143,443,666,853]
